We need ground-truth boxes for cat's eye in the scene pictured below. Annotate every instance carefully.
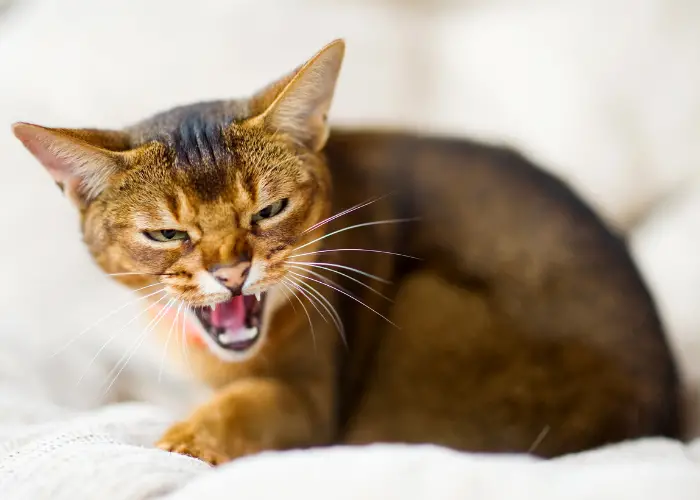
[251,199,288,224]
[144,229,189,242]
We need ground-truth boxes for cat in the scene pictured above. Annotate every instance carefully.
[12,39,681,463]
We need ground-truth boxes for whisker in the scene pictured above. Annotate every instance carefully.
[278,284,298,313]
[281,280,317,351]
[130,282,168,293]
[107,272,176,277]
[287,275,346,346]
[287,270,399,328]
[159,301,183,383]
[102,296,174,396]
[293,218,420,253]
[181,302,194,373]
[289,248,421,260]
[287,263,393,302]
[75,291,169,386]
[528,425,551,454]
[286,260,391,285]
[285,278,329,324]
[302,193,392,235]
[177,304,187,364]
[286,265,352,296]
[51,287,166,359]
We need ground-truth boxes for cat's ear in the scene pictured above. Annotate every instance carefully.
[12,123,132,208]
[248,39,345,152]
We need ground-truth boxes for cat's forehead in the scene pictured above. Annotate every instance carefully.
[125,100,299,202]
[128,100,249,167]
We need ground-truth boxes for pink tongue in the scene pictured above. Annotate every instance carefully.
[210,296,245,330]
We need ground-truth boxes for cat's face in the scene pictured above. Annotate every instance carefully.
[13,39,344,362]
[86,125,330,360]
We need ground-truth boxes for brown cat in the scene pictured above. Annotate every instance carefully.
[12,39,681,463]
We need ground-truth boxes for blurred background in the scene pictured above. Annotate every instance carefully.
[0,0,699,430]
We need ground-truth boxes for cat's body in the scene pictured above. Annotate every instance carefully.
[13,40,680,463]
[303,130,680,454]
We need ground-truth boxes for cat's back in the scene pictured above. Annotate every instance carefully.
[324,129,636,288]
[323,130,681,451]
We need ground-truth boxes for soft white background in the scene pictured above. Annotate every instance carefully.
[0,0,699,498]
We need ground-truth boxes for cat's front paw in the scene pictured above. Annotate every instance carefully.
[156,419,231,465]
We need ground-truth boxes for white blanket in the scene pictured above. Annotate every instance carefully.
[1,381,700,500]
[1,341,699,500]
[2,0,700,498]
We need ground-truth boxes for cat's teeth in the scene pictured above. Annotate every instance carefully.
[218,327,258,345]
[255,292,261,301]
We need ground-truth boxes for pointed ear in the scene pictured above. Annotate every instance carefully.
[248,39,345,152]
[12,122,132,208]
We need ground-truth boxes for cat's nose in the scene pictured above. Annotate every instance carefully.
[211,261,251,293]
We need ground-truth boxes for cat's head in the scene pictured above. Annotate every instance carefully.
[12,40,345,362]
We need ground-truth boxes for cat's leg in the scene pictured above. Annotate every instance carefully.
[157,377,329,464]
[156,301,337,465]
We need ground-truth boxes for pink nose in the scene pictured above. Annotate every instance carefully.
[212,261,251,291]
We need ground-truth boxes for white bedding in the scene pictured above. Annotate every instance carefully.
[1,335,699,500]
[1,0,700,498]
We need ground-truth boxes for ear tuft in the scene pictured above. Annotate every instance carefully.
[249,39,345,151]
[12,122,128,207]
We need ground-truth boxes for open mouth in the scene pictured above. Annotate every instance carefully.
[194,293,265,352]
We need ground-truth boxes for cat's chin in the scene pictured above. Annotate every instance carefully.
[192,293,266,361]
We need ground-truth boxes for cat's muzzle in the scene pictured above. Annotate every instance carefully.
[193,293,265,352]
